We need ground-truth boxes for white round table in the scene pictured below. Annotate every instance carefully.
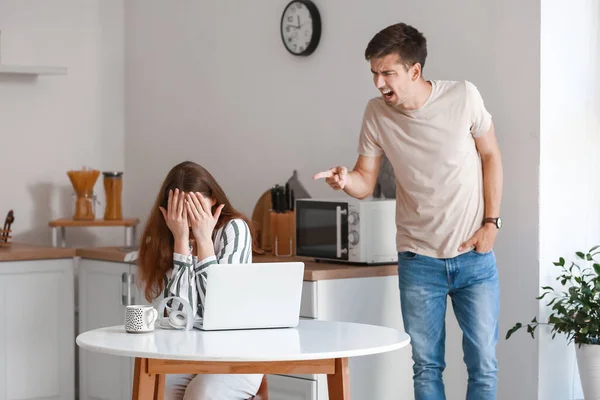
[77,319,410,400]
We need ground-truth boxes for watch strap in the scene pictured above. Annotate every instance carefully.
[483,217,500,228]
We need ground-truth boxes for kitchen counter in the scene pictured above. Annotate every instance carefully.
[76,247,398,281]
[0,242,76,261]
[254,253,397,281]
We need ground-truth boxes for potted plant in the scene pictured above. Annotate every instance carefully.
[506,246,600,398]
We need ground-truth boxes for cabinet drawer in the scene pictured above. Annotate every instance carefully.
[267,374,317,400]
[300,282,317,318]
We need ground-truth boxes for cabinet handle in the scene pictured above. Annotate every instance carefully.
[336,206,348,258]
[121,272,133,306]
[130,273,136,304]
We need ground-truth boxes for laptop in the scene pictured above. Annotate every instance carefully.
[193,261,305,331]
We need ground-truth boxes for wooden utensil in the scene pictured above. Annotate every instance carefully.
[1,210,14,244]
[251,190,272,254]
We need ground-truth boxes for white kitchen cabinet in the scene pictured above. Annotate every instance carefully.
[130,264,161,308]
[277,277,415,400]
[78,259,135,400]
[267,375,317,400]
[0,258,74,400]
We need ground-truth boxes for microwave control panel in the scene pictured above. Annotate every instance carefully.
[347,204,361,259]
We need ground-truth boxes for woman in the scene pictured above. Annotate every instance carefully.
[138,161,266,400]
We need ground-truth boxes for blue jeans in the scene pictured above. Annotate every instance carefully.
[397,250,499,400]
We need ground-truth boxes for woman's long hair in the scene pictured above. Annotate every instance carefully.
[138,161,257,302]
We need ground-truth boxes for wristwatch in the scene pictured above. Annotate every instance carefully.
[483,217,502,229]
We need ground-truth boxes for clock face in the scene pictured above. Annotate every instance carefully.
[280,0,321,56]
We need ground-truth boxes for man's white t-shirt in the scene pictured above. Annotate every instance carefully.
[358,80,492,259]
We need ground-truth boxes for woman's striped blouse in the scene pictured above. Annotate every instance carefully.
[163,218,252,319]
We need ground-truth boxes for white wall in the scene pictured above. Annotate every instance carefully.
[0,0,125,247]
[539,1,600,399]
[125,0,540,398]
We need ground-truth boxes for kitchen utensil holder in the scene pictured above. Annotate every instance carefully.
[269,210,296,257]
[0,228,12,247]
[1,209,14,247]
[274,236,293,257]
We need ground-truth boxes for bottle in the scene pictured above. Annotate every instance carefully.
[103,171,123,220]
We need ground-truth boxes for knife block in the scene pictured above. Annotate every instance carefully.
[269,211,296,257]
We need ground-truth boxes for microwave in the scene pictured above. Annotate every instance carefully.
[295,198,398,265]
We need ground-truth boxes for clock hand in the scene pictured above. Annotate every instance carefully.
[286,22,310,31]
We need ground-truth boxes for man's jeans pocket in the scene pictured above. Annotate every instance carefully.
[398,251,418,260]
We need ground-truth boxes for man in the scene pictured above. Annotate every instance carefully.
[314,22,503,400]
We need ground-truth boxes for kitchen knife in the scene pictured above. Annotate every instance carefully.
[270,187,277,212]
[277,186,285,213]
[284,183,290,211]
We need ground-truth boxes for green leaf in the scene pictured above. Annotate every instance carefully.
[594,264,600,276]
[589,245,600,253]
[531,317,537,324]
[542,286,555,291]
[537,292,550,300]
[553,257,566,267]
[576,312,589,324]
[506,323,523,340]
[577,252,586,259]
[587,253,594,261]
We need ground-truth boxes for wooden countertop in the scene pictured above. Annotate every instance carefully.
[255,254,398,281]
[76,247,398,281]
[0,243,76,261]
[49,218,139,227]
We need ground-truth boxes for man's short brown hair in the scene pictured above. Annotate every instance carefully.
[365,23,428,71]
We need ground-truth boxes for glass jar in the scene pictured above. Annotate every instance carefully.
[103,171,123,220]
[72,193,97,220]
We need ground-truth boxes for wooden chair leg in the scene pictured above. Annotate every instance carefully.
[154,373,165,400]
[252,374,269,400]
[327,358,350,400]
[132,358,158,400]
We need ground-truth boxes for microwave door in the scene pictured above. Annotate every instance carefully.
[296,201,349,260]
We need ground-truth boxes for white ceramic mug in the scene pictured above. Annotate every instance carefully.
[125,305,158,333]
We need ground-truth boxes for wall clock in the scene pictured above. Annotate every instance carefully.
[280,0,321,56]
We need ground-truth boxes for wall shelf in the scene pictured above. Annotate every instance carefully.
[0,64,67,76]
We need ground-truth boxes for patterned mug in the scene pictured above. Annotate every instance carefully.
[125,305,158,333]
